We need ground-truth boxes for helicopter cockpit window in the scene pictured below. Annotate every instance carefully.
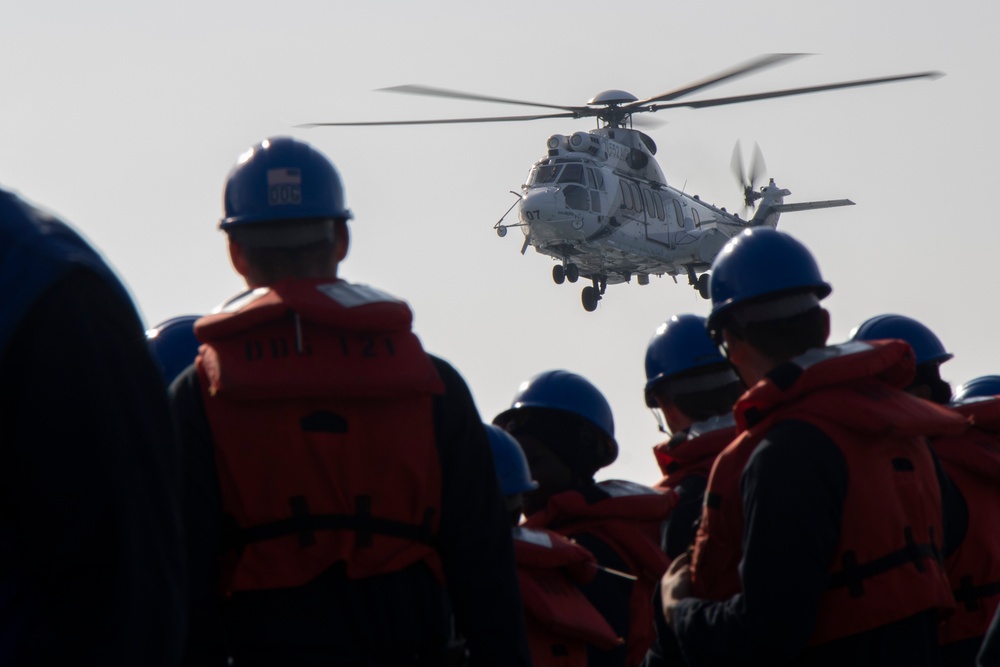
[591,169,605,191]
[558,164,585,185]
[565,185,589,211]
[531,164,560,185]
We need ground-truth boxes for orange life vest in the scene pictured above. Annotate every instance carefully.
[933,396,1000,645]
[514,526,622,667]
[691,341,964,646]
[196,279,445,593]
[523,481,676,666]
[653,413,736,492]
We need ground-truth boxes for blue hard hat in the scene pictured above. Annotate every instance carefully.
[145,315,201,386]
[220,137,352,229]
[494,370,618,466]
[707,228,831,332]
[644,314,729,406]
[849,314,953,366]
[952,375,1000,401]
[484,424,539,496]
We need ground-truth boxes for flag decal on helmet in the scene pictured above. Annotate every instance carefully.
[267,168,302,206]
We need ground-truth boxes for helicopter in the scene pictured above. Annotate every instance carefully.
[304,54,941,311]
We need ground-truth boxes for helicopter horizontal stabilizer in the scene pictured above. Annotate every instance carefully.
[770,199,855,213]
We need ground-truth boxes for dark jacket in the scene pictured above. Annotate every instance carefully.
[0,189,185,666]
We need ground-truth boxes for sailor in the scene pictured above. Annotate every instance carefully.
[640,314,743,667]
[486,424,622,666]
[494,370,676,667]
[0,187,184,664]
[661,228,965,665]
[174,137,528,666]
[643,314,743,559]
[852,317,1000,666]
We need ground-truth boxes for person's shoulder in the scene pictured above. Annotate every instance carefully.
[761,418,835,449]
[170,362,201,395]
[747,419,844,473]
[426,354,472,395]
[169,362,205,416]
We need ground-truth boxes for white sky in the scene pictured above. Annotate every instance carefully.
[3,0,997,484]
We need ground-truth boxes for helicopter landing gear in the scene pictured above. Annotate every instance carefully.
[554,262,579,285]
[581,276,605,312]
[565,263,580,283]
[496,225,508,238]
[687,267,711,299]
[698,273,711,300]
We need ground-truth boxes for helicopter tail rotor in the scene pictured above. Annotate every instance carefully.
[731,141,768,215]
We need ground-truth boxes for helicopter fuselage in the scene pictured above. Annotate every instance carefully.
[514,126,777,287]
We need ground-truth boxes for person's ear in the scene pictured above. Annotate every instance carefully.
[334,220,350,263]
[227,238,252,279]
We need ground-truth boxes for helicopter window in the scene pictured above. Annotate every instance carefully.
[585,169,597,189]
[643,190,657,218]
[620,182,633,210]
[559,164,585,185]
[592,169,605,191]
[673,200,684,229]
[693,209,701,228]
[630,183,643,212]
[590,191,601,212]
[654,193,664,220]
[564,185,589,212]
[531,165,560,185]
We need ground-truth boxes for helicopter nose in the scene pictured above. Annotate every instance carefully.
[519,187,581,240]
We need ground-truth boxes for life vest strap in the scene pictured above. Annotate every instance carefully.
[954,575,1000,611]
[224,494,437,551]
[828,527,942,598]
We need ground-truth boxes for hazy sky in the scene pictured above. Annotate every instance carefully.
[3,1,997,483]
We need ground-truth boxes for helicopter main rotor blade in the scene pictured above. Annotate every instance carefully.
[631,53,807,107]
[299,111,580,128]
[648,71,943,111]
[379,84,590,114]
[630,115,667,130]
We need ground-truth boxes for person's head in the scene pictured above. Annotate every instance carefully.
[219,137,352,287]
[644,314,743,434]
[952,375,1000,402]
[849,314,953,404]
[706,228,832,385]
[145,315,201,386]
[493,370,617,515]
[484,424,538,524]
